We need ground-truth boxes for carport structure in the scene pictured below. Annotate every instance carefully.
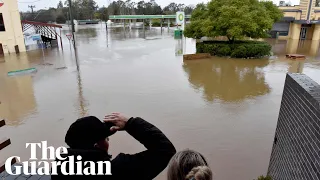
[21,20,64,49]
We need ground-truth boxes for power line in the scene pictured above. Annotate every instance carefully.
[18,0,43,3]
[28,5,35,13]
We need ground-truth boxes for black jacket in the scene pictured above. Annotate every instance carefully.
[51,117,176,180]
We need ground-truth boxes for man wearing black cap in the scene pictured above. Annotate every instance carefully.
[51,113,176,180]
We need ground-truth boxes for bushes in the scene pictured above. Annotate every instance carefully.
[231,46,247,58]
[56,14,66,24]
[151,19,161,27]
[196,40,271,58]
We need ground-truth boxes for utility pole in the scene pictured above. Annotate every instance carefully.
[28,5,35,14]
[68,0,76,48]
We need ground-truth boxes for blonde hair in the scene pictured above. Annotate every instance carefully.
[167,149,213,180]
[185,166,212,180]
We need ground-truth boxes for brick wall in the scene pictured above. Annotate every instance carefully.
[267,73,320,180]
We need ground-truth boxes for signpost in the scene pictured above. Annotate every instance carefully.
[31,34,41,41]
[66,34,73,41]
[66,34,73,50]
[176,11,185,30]
[174,12,185,39]
[32,34,46,64]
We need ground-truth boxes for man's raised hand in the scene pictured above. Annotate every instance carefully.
[104,113,129,132]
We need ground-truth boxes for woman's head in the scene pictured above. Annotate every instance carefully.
[167,149,212,180]
[185,166,212,180]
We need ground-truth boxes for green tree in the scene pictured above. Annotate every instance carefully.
[183,3,208,39]
[163,2,178,15]
[184,5,194,15]
[136,1,146,14]
[97,7,108,21]
[64,0,98,20]
[57,0,63,8]
[184,0,283,42]
[56,13,66,23]
[79,0,98,19]
[260,1,283,23]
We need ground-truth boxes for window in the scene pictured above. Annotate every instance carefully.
[0,13,5,31]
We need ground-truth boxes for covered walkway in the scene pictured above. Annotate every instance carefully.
[21,20,64,49]
[109,15,191,20]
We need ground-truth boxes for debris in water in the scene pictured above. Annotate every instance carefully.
[41,63,54,66]
[286,54,306,60]
[7,68,37,77]
[56,67,67,70]
[145,37,162,40]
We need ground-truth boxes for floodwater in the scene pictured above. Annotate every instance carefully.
[1,24,320,180]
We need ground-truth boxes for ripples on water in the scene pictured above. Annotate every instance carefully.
[0,24,320,180]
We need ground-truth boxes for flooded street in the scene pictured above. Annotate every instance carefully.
[1,24,320,180]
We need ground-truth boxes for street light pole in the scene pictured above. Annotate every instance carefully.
[68,0,76,48]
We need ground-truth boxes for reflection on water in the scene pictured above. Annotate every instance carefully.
[1,25,320,180]
[175,39,184,56]
[0,54,37,126]
[74,48,88,117]
[76,28,98,38]
[270,39,320,58]
[288,60,305,73]
[183,58,271,103]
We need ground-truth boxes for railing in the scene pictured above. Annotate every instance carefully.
[0,119,16,173]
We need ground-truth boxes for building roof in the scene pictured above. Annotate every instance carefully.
[21,20,62,28]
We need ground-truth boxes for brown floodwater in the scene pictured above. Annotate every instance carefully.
[1,24,320,180]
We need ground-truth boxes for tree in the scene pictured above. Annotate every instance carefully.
[260,1,283,23]
[56,13,66,23]
[183,3,208,39]
[63,0,98,20]
[163,2,178,14]
[96,7,108,21]
[26,8,57,22]
[136,1,145,14]
[79,0,98,19]
[57,0,63,8]
[184,0,283,41]
[21,0,194,22]
[184,5,195,15]
[177,3,185,11]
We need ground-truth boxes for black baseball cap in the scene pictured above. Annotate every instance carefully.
[65,116,116,149]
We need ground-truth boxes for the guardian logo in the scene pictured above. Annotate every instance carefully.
[5,141,111,175]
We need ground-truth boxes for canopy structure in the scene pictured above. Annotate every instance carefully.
[109,15,191,20]
[21,20,63,49]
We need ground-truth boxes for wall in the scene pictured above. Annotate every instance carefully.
[0,0,26,55]
[267,73,320,180]
[278,6,301,11]
[283,11,301,20]
[306,24,315,40]
[300,0,310,19]
[290,23,302,39]
[313,11,320,20]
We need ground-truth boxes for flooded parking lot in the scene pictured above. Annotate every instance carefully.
[1,24,320,180]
